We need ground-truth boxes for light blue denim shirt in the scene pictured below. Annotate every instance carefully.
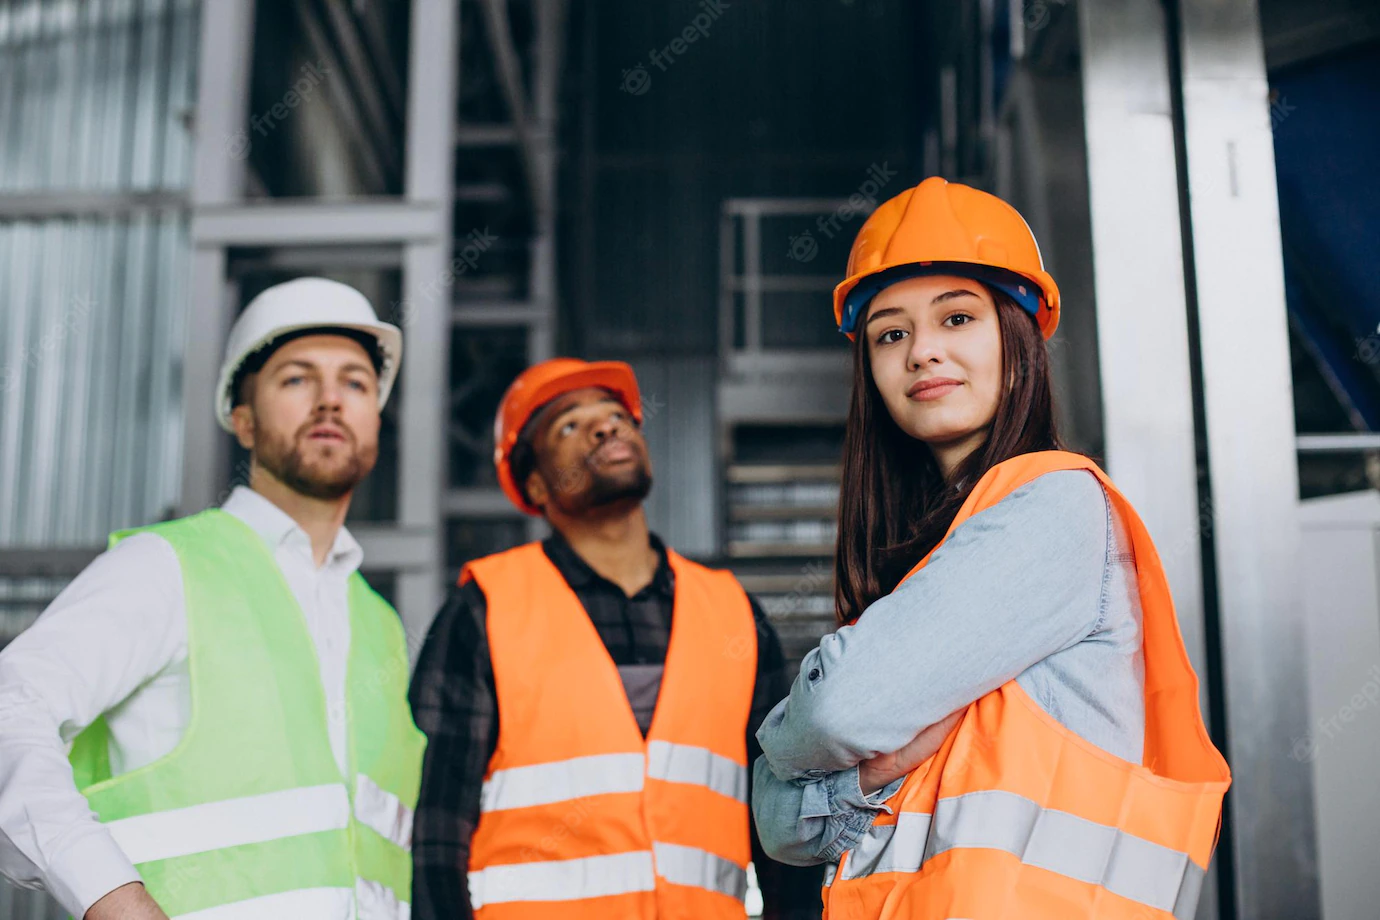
[752,469,1145,866]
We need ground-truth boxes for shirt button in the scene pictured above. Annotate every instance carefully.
[808,668,821,681]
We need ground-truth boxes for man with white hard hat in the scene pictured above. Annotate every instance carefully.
[0,278,425,920]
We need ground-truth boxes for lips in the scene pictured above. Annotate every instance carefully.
[305,424,349,442]
[591,439,635,464]
[907,377,963,399]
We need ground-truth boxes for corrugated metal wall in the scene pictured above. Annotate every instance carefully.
[0,2,200,907]
[0,0,198,547]
[627,355,718,556]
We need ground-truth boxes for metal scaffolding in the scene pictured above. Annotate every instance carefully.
[179,0,458,651]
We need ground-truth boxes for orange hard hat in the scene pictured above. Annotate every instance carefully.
[492,358,643,515]
[833,177,1060,340]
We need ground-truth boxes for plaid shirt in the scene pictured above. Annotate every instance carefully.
[409,532,823,919]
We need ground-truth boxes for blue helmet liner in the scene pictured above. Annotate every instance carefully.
[839,261,1042,335]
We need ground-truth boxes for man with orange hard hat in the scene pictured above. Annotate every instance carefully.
[409,358,821,919]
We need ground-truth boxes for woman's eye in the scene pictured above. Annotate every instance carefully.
[875,328,907,345]
[945,313,974,327]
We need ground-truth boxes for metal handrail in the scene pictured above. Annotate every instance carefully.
[1296,433,1380,453]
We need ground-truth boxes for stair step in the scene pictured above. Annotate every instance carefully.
[735,575,834,595]
[759,595,836,617]
[727,464,840,484]
[454,181,511,203]
[452,301,547,326]
[452,277,520,298]
[726,541,835,559]
[454,123,554,147]
[728,504,836,521]
[455,123,519,146]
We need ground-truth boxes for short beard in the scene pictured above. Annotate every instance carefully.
[254,419,374,501]
[545,460,653,517]
[585,466,653,510]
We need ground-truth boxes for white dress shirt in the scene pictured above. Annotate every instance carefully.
[0,487,362,917]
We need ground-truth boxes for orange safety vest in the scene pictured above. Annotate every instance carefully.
[461,542,757,920]
[822,450,1231,920]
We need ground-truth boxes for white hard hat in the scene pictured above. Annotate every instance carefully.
[215,277,403,432]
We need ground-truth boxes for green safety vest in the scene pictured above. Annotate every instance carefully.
[67,509,426,919]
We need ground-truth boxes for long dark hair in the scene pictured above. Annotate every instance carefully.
[834,287,1080,625]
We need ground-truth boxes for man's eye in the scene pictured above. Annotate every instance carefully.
[560,421,577,437]
[347,380,367,391]
[284,375,305,385]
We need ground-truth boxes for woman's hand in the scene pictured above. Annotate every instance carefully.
[858,709,965,794]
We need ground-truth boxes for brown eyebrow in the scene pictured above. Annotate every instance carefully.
[864,289,979,328]
[864,306,904,328]
[273,359,317,374]
[273,359,374,377]
[931,289,980,304]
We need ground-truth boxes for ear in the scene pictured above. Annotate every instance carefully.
[230,402,257,450]
[523,468,549,513]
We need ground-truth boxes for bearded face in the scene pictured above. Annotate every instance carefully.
[232,334,382,502]
[252,409,375,500]
[524,388,653,518]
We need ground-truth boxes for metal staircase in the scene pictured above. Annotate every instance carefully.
[717,198,861,669]
[727,458,841,671]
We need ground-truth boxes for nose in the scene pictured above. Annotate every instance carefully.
[316,379,344,413]
[591,410,625,442]
[906,327,944,371]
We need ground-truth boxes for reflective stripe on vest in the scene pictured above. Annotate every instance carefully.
[652,842,748,899]
[104,784,350,865]
[174,880,409,920]
[647,740,748,803]
[355,774,415,850]
[470,851,657,908]
[479,743,748,815]
[467,845,747,909]
[833,790,1205,919]
[480,752,646,812]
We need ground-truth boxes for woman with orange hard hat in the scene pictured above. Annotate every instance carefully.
[751,177,1230,920]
